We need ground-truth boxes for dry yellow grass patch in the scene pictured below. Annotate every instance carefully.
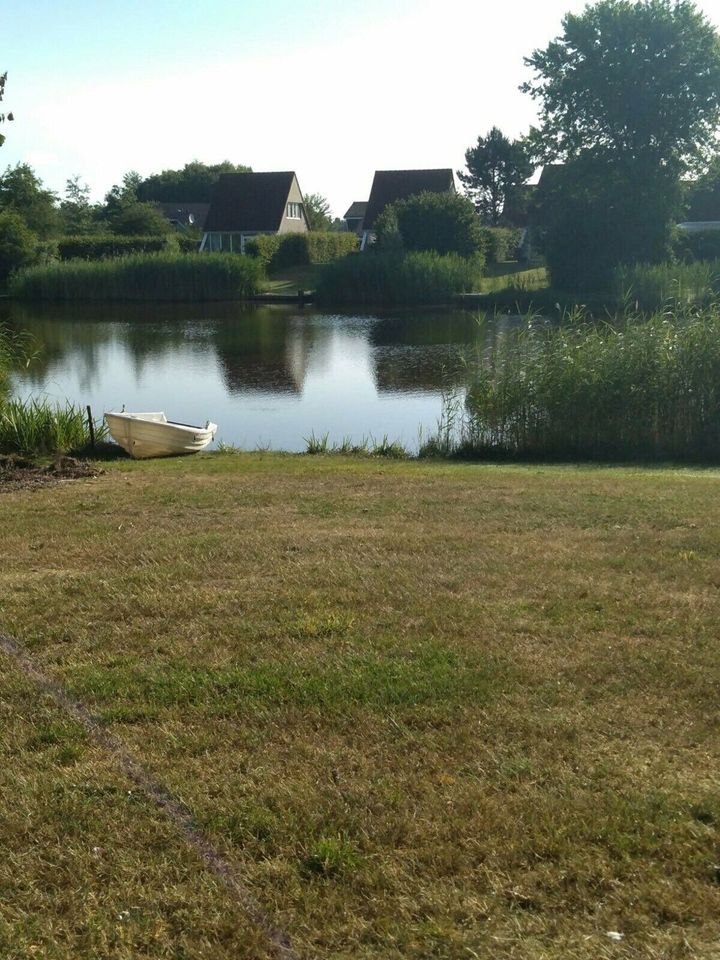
[1,453,719,958]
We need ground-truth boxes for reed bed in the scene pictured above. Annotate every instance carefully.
[315,251,482,305]
[427,306,720,462]
[304,431,410,458]
[0,397,105,454]
[9,253,265,302]
[614,260,720,311]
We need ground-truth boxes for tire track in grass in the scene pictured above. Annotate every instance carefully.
[0,631,299,960]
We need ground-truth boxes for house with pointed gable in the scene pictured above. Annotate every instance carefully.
[360,169,455,249]
[200,171,309,254]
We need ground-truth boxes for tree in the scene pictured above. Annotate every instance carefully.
[458,127,533,226]
[136,160,252,203]
[0,164,59,238]
[112,202,170,236]
[0,209,36,284]
[523,0,720,286]
[303,193,333,231]
[60,176,97,235]
[523,0,720,171]
[376,192,484,257]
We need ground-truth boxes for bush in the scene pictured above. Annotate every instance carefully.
[58,235,172,260]
[480,227,523,263]
[245,232,358,268]
[316,251,482,305]
[9,252,265,301]
[112,202,171,236]
[0,210,37,285]
[376,192,485,258]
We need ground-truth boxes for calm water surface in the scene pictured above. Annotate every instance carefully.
[3,301,503,452]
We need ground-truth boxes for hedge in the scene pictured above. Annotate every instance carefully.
[245,232,358,268]
[57,235,172,260]
[479,227,524,264]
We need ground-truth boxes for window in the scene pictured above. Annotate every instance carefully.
[287,202,302,220]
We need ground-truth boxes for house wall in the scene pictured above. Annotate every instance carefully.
[277,176,309,235]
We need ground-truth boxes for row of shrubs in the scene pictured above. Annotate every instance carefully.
[56,234,200,260]
[9,253,264,301]
[245,232,359,268]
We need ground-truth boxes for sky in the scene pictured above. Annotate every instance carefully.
[3,0,720,217]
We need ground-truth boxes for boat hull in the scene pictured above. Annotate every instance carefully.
[104,412,217,459]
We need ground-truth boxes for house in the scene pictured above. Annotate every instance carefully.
[343,201,367,235]
[361,169,455,249]
[200,171,309,253]
[158,203,210,232]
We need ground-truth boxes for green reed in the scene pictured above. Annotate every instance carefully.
[9,252,265,301]
[425,305,720,462]
[0,398,106,454]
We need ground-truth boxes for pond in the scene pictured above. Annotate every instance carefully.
[1,301,511,453]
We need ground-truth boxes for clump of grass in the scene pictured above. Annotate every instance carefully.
[428,305,720,462]
[0,397,105,454]
[301,837,360,878]
[315,251,482,306]
[9,252,265,301]
[304,431,409,458]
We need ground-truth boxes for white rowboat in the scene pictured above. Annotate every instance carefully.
[104,411,218,459]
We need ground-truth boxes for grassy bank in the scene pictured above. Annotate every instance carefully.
[9,252,265,302]
[1,453,720,958]
[0,397,104,454]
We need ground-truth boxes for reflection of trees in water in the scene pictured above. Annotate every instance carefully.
[4,302,525,400]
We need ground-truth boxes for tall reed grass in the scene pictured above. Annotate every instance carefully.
[613,260,720,311]
[0,398,105,454]
[9,253,265,302]
[426,306,720,462]
[315,252,482,306]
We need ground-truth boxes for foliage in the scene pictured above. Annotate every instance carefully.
[136,160,252,203]
[458,127,533,225]
[0,71,13,149]
[524,0,720,288]
[613,259,719,309]
[59,177,97,236]
[376,191,485,258]
[0,398,104,454]
[57,235,171,260]
[9,252,265,301]
[111,202,171,236]
[455,306,720,461]
[244,232,358,268]
[536,155,681,290]
[303,193,333,231]
[523,0,720,170]
[0,210,37,285]
[0,163,59,238]
[480,227,524,264]
[316,251,482,305]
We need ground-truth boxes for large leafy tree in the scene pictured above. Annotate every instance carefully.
[303,192,333,231]
[524,0,720,287]
[136,160,252,203]
[458,127,533,226]
[0,163,59,238]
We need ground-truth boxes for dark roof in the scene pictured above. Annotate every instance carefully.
[204,172,298,232]
[343,201,367,220]
[158,202,210,229]
[363,169,455,229]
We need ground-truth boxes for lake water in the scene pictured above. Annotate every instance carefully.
[2,301,504,452]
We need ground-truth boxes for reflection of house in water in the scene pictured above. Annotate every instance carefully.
[212,310,315,395]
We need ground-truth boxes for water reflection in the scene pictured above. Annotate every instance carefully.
[2,301,496,451]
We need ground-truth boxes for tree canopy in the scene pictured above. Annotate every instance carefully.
[523,0,720,171]
[458,127,533,226]
[376,192,484,257]
[303,193,333,231]
[0,72,12,149]
[0,164,59,238]
[136,160,252,203]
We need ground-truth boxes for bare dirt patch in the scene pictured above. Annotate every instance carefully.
[0,454,103,490]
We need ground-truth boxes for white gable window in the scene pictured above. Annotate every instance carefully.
[287,202,302,219]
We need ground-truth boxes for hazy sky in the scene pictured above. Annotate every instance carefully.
[3,0,720,217]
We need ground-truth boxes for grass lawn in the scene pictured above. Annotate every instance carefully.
[478,262,548,293]
[265,265,323,295]
[1,453,720,958]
